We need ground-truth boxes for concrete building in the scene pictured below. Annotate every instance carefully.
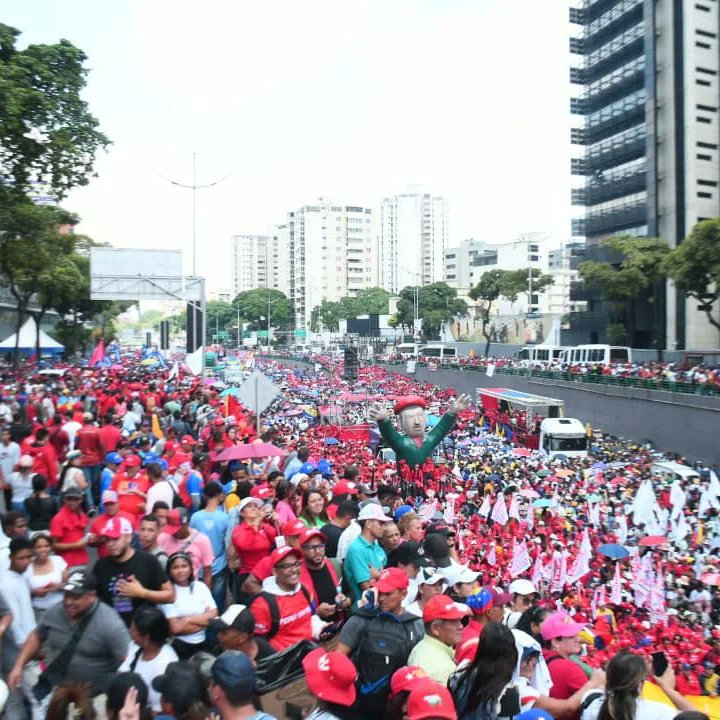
[569,0,720,349]
[230,232,291,299]
[285,199,377,330]
[380,191,448,294]
[547,242,587,317]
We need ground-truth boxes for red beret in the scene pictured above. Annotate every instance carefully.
[393,396,427,414]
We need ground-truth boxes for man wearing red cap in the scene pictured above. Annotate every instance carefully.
[87,490,137,558]
[407,595,469,685]
[158,507,214,589]
[110,454,149,521]
[249,546,315,651]
[368,393,471,480]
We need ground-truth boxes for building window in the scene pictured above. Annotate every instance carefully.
[695,3,711,10]
[698,153,713,160]
[697,116,713,123]
[698,192,713,198]
[697,41,712,49]
[697,28,718,38]
[697,104,718,112]
[697,79,712,86]
[698,179,718,187]
[698,141,719,149]
[697,66,718,75]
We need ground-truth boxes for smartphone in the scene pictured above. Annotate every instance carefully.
[651,651,668,677]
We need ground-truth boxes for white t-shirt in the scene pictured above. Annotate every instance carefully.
[8,470,34,504]
[405,600,423,617]
[146,480,175,514]
[24,555,68,610]
[581,694,677,720]
[119,641,179,712]
[160,582,216,644]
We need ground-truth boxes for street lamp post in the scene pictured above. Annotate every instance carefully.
[267,295,280,351]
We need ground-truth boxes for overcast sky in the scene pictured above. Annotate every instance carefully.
[4,0,574,291]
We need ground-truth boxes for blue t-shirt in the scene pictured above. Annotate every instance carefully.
[184,471,204,512]
[99,468,115,513]
[190,508,229,574]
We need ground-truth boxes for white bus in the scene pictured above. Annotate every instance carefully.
[516,346,566,364]
[395,343,419,358]
[559,344,632,365]
[418,345,458,360]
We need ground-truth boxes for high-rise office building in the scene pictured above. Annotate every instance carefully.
[380,191,448,294]
[569,0,719,349]
[285,199,377,330]
[230,232,292,299]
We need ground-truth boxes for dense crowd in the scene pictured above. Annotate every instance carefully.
[0,354,716,720]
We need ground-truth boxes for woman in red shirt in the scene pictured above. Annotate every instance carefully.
[231,497,277,593]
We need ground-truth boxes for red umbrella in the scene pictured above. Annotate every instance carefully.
[701,573,720,586]
[639,535,668,547]
[520,489,540,498]
[214,442,286,462]
[513,447,532,457]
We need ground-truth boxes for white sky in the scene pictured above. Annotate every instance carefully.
[4,0,575,291]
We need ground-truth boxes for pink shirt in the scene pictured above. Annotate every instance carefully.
[158,529,214,576]
[275,500,297,525]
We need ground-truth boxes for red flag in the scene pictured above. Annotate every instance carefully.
[89,339,106,368]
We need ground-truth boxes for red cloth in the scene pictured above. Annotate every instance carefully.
[542,650,587,720]
[76,424,105,465]
[48,427,70,463]
[111,472,150,519]
[23,441,58,487]
[250,586,313,651]
[89,510,138,558]
[98,424,121,453]
[50,505,89,567]
[676,674,702,696]
[232,522,277,574]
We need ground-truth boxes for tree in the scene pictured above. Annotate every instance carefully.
[469,269,554,355]
[339,287,391,318]
[579,235,670,347]
[233,289,292,336]
[204,300,236,344]
[310,299,343,333]
[0,23,110,199]
[665,218,720,333]
[395,282,467,340]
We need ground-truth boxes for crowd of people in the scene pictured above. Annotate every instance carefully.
[0,352,716,720]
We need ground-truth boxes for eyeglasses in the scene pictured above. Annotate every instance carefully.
[276,561,302,571]
[303,544,325,551]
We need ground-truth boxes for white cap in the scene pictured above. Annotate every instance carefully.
[290,472,309,488]
[443,564,480,587]
[508,579,537,596]
[357,503,392,522]
[18,455,33,467]
[237,497,263,513]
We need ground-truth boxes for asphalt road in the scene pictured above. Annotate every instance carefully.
[397,366,720,466]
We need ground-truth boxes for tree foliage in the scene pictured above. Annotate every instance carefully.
[469,269,554,355]
[665,219,720,332]
[309,288,391,333]
[395,282,467,340]
[233,288,292,332]
[0,23,110,198]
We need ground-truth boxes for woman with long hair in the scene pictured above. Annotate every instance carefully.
[274,480,298,524]
[24,474,58,532]
[514,606,552,644]
[119,606,178,714]
[581,652,695,720]
[24,531,68,619]
[298,488,329,529]
[59,450,91,508]
[160,552,218,660]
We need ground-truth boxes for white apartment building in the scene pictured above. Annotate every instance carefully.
[547,242,587,317]
[380,191,448,294]
[230,232,291,299]
[286,199,377,330]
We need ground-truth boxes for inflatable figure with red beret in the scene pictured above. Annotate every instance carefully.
[369,393,471,482]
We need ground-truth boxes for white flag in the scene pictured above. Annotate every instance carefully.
[168,362,179,381]
[491,495,509,526]
[418,500,438,523]
[610,562,622,605]
[486,363,495,377]
[510,540,532,577]
[525,502,534,530]
[531,554,544,587]
[487,542,497,566]
[478,494,492,518]
[508,494,521,520]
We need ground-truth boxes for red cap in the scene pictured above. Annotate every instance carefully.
[270,546,303,567]
[280,519,307,537]
[299,528,326,546]
[302,648,357,706]
[394,396,427,415]
[163,441,177,453]
[406,682,457,720]
[422,595,470,624]
[390,666,430,697]
[250,484,274,500]
[164,507,189,536]
[181,435,196,445]
[101,516,133,539]
[124,454,141,468]
[332,480,358,497]
[375,567,409,593]
[213,416,226,426]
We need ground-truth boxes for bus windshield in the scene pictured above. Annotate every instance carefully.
[548,436,588,452]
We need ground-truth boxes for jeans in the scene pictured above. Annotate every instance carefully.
[81,464,103,505]
[11,501,28,515]
[211,568,228,612]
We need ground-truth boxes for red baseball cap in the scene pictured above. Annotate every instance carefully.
[163,441,177,453]
[302,648,357,707]
[422,595,470,624]
[213,416,226,426]
[394,396,427,415]
[101,516,133,539]
[164,508,189,536]
[280,520,306,537]
[390,666,430,697]
[124,454,141,468]
[299,528,326,546]
[181,435,196,445]
[270,546,303,567]
[375,567,409,593]
[332,480,358,497]
[406,682,457,720]
[250,484,274,500]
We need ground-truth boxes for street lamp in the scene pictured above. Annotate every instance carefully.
[267,295,280,351]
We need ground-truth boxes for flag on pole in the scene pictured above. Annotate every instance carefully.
[478,494,492,518]
[510,540,532,577]
[487,542,497,566]
[508,494,521,520]
[525,501,534,529]
[491,495,509,526]
[531,554,544,587]
[610,562,622,605]
[89,339,106,368]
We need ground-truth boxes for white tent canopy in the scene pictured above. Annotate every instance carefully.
[0,318,65,356]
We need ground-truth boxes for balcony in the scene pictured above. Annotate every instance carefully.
[583,0,644,53]
[584,124,646,172]
[571,127,588,145]
[574,198,647,235]
[572,163,646,205]
[581,56,645,114]
[570,7,586,23]
[584,23,644,83]
[585,89,646,143]
[582,0,626,23]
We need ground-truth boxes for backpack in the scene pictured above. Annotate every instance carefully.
[257,587,314,640]
[165,478,188,509]
[351,610,420,710]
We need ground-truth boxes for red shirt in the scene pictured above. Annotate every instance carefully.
[111,472,150,519]
[542,651,587,720]
[98,424,121,453]
[50,505,89,567]
[676,674,702,695]
[250,585,313,651]
[23,441,59,487]
[76,424,105,465]
[90,510,138,558]
[232,522,277,574]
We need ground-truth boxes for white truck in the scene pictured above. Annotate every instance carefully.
[539,417,588,459]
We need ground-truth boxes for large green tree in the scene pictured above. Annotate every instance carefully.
[469,268,554,355]
[310,299,343,333]
[665,218,720,332]
[0,23,110,198]
[233,288,292,337]
[395,282,467,340]
[579,235,670,345]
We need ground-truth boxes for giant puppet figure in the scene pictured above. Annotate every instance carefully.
[369,393,471,485]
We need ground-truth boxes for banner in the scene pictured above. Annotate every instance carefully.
[510,540,531,577]
[491,495,509,526]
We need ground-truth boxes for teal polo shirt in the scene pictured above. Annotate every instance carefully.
[344,534,387,607]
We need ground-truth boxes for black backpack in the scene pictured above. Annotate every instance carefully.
[257,588,314,641]
[351,610,421,710]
